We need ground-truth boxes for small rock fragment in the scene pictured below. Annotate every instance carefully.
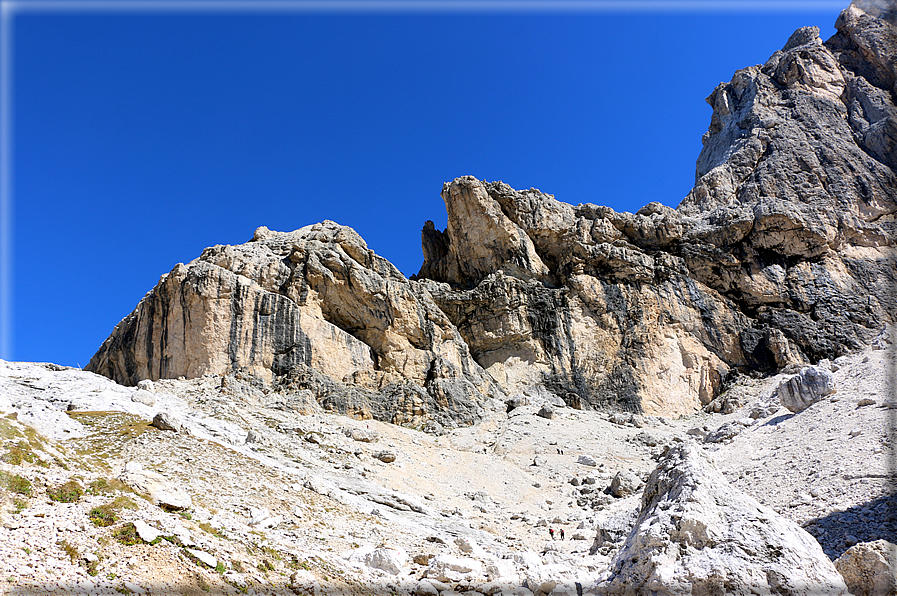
[374,450,396,463]
[577,454,598,467]
[186,548,217,569]
[609,471,641,498]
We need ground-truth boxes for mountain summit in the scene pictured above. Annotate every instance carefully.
[87,1,895,424]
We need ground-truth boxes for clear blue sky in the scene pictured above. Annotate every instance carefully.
[3,0,843,367]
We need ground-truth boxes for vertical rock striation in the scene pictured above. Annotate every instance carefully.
[88,222,501,429]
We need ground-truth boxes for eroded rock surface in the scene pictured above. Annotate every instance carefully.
[87,222,501,429]
[413,2,895,415]
[601,444,848,595]
[89,2,895,419]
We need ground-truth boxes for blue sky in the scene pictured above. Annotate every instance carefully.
[3,0,843,367]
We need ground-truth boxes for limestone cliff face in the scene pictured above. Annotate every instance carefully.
[89,3,895,420]
[414,3,895,415]
[87,222,500,430]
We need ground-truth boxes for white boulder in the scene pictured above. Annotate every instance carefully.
[602,444,848,595]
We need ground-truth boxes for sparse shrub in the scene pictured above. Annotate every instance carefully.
[113,523,140,546]
[58,540,79,563]
[87,477,131,495]
[5,473,32,497]
[89,506,116,527]
[89,496,137,527]
[48,480,83,503]
[87,478,110,494]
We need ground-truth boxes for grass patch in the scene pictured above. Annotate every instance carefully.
[1,441,37,465]
[197,521,223,537]
[89,496,137,527]
[48,480,83,503]
[87,477,135,496]
[65,412,151,468]
[1,471,33,497]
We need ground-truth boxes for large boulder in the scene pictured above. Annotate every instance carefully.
[601,444,848,595]
[777,365,837,413]
[835,540,897,596]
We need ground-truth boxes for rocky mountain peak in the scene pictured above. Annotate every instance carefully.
[89,3,894,423]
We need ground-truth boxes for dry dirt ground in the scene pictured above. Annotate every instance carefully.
[0,338,892,595]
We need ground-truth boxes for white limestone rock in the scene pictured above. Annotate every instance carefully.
[132,520,161,544]
[601,444,848,595]
[777,366,836,413]
[425,553,484,582]
[131,389,156,406]
[119,462,192,510]
[364,546,408,575]
[186,548,217,569]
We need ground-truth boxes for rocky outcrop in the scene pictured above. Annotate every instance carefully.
[412,2,895,414]
[90,3,895,419]
[601,444,848,595]
[87,222,501,429]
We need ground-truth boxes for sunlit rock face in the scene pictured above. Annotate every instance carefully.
[87,221,503,430]
[414,3,895,415]
[89,2,895,419]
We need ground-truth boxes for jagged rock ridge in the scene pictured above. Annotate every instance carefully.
[88,2,895,421]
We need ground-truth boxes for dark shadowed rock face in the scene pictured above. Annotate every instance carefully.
[89,3,895,420]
